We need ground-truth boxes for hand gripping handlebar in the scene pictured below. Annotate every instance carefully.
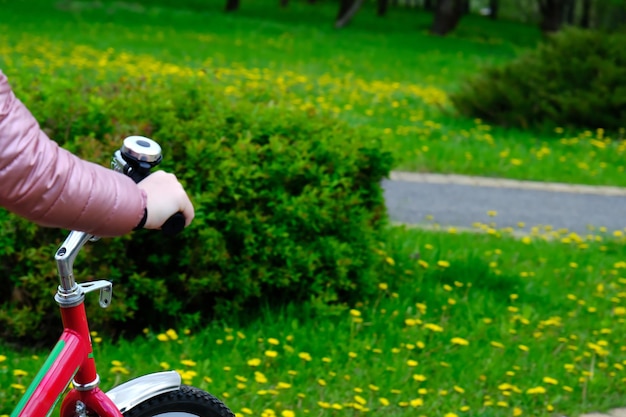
[111,136,186,236]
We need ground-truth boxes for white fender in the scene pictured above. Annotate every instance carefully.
[105,371,182,414]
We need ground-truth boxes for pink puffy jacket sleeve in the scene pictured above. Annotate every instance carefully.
[0,70,147,236]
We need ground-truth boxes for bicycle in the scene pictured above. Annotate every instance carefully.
[10,136,235,417]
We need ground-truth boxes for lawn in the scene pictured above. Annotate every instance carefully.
[1,2,626,417]
[3,227,626,416]
[2,0,625,185]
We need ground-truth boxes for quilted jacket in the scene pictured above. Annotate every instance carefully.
[0,70,146,236]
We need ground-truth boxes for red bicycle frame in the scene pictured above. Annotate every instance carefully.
[12,137,187,417]
[11,231,123,417]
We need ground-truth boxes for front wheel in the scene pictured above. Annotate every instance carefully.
[122,385,235,417]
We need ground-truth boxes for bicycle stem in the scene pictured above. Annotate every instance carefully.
[54,231,93,305]
[54,136,180,309]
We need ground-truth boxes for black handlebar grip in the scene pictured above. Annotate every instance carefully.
[161,212,186,236]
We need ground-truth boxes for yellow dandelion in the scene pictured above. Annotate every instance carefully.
[247,358,261,367]
[526,386,546,395]
[354,395,367,405]
[614,307,626,315]
[110,366,130,375]
[424,323,444,332]
[543,377,558,385]
[451,337,469,346]
[411,398,424,407]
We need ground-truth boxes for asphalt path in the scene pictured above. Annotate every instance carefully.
[384,172,626,417]
[383,172,626,235]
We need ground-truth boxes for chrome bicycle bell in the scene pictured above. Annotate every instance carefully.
[112,136,163,182]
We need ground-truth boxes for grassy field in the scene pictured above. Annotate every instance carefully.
[2,0,625,185]
[3,227,626,416]
[2,1,626,417]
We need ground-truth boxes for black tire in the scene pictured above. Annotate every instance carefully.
[122,385,235,417]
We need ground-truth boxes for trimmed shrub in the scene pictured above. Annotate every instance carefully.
[0,73,393,344]
[450,28,626,132]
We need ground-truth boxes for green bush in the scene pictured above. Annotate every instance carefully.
[450,28,626,132]
[0,73,393,344]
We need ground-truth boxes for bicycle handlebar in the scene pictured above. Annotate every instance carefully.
[112,136,185,236]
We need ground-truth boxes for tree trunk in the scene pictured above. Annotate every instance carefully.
[489,0,499,18]
[461,0,470,14]
[336,0,366,27]
[564,0,576,23]
[225,0,239,12]
[377,0,389,16]
[579,0,591,27]
[337,0,352,20]
[430,0,464,35]
[538,0,565,32]
[424,0,434,11]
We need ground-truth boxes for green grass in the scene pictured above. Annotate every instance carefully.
[2,0,625,186]
[3,226,626,416]
[2,3,626,417]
